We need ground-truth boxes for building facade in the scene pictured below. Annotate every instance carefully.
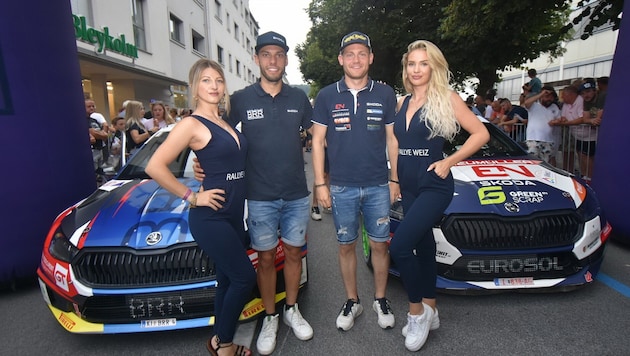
[72,0,259,120]
[497,0,618,101]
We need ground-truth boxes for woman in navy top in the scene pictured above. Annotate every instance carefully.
[388,40,489,352]
[147,59,255,356]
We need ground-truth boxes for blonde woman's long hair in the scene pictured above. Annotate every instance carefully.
[402,40,459,141]
[188,59,230,115]
[125,100,147,131]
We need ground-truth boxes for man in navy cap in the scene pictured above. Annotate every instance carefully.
[311,31,398,332]
[194,31,313,355]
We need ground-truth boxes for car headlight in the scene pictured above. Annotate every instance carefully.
[48,230,79,263]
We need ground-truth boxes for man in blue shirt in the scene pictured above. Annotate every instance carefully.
[311,31,398,332]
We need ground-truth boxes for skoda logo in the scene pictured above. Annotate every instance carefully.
[504,202,520,213]
[146,232,162,245]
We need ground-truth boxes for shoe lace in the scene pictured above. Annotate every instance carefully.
[289,307,308,328]
[341,299,356,316]
[376,298,392,315]
[261,315,276,335]
[407,315,420,335]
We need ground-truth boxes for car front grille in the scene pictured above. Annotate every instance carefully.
[73,243,215,288]
[440,210,583,250]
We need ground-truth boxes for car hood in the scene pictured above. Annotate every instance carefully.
[447,159,586,216]
[67,178,201,249]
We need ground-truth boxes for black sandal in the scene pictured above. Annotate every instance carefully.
[206,335,251,356]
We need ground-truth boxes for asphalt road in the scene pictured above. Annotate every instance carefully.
[2,152,630,355]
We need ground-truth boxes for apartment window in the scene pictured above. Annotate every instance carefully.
[71,0,93,24]
[170,14,183,44]
[217,45,224,65]
[234,23,239,41]
[214,0,222,23]
[246,38,251,53]
[227,13,231,32]
[192,30,205,54]
[131,0,146,50]
[236,60,241,77]
[229,54,233,72]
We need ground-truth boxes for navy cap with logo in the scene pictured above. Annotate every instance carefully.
[579,79,596,93]
[340,31,372,52]
[255,31,289,53]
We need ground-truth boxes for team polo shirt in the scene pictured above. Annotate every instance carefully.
[312,78,396,187]
[227,81,313,201]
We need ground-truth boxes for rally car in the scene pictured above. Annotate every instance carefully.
[364,119,611,292]
[37,126,308,333]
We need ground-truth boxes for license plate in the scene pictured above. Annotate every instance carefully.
[141,318,177,328]
[494,277,534,286]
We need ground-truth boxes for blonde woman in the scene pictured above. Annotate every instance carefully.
[388,40,489,352]
[151,101,176,129]
[125,100,157,154]
[146,59,254,356]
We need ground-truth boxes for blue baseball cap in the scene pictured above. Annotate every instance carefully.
[255,31,289,53]
[340,31,372,52]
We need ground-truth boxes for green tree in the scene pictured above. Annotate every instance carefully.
[562,0,624,40]
[298,0,616,96]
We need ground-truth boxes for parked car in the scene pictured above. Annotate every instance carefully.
[363,118,611,292]
[37,126,308,333]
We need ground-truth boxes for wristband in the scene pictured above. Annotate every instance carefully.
[189,193,197,208]
[182,188,192,201]
[314,184,327,188]
[389,179,399,184]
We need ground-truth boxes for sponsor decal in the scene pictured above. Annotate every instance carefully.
[399,148,429,157]
[468,257,564,274]
[477,186,506,205]
[41,254,54,275]
[335,103,346,110]
[479,180,536,186]
[366,102,383,107]
[457,159,538,166]
[58,313,76,330]
[54,264,69,292]
[584,271,593,283]
[226,170,245,180]
[246,108,264,120]
[366,116,382,121]
[242,301,265,318]
[509,191,548,203]
[472,165,535,178]
[366,108,383,114]
[287,109,298,113]
[504,202,520,213]
[334,117,351,124]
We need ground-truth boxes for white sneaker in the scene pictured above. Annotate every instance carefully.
[402,306,440,336]
[256,314,279,355]
[283,303,313,340]
[372,298,395,329]
[311,207,322,221]
[404,305,434,352]
[336,299,363,331]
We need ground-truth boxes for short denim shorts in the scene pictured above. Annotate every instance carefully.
[247,196,310,251]
[330,184,390,245]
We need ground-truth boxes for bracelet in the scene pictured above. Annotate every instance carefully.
[182,188,192,201]
[314,183,327,188]
[189,192,197,208]
[389,179,399,184]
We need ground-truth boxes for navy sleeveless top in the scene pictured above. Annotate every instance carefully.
[191,115,247,218]
[393,96,452,193]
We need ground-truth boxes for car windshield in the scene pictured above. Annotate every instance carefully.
[117,131,193,180]
[443,123,527,158]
